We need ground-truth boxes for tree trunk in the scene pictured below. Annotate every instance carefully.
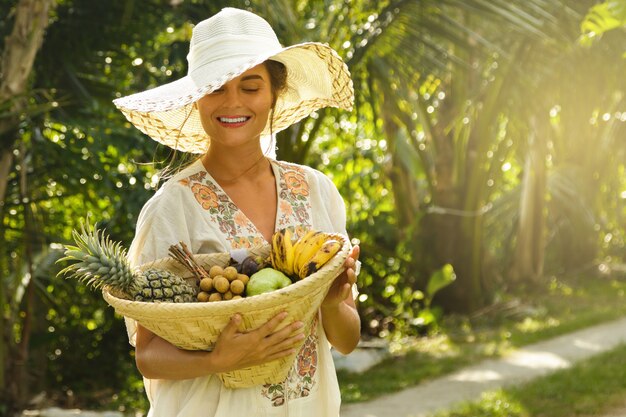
[0,0,55,174]
[510,117,547,283]
[0,0,55,411]
[427,127,484,312]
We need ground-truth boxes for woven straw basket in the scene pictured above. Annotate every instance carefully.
[102,234,350,388]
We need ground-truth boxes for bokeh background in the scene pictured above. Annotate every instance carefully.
[1,0,625,415]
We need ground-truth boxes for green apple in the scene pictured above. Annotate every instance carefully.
[246,268,292,296]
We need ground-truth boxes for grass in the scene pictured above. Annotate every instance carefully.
[338,273,626,404]
[434,343,626,417]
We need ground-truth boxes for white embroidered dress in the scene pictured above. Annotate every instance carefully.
[126,159,348,417]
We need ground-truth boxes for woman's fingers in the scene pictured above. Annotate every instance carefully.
[342,245,359,269]
[262,319,304,345]
[350,245,360,261]
[265,331,305,356]
[221,314,242,338]
[346,265,357,285]
[247,312,304,346]
[256,311,288,337]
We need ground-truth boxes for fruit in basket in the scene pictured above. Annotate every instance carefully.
[223,266,239,281]
[270,228,343,280]
[59,222,196,303]
[270,228,297,276]
[230,279,245,295]
[208,265,224,278]
[197,275,247,302]
[246,268,292,296]
[213,276,230,293]
[237,273,249,285]
[168,243,254,303]
[199,277,213,292]
[298,238,343,278]
[240,255,262,276]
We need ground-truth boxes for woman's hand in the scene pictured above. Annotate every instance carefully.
[134,313,304,379]
[209,312,305,373]
[322,245,360,308]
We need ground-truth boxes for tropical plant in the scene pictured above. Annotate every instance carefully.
[1,0,625,412]
[221,0,626,327]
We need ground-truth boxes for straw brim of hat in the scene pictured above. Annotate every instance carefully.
[112,42,354,154]
[102,234,350,388]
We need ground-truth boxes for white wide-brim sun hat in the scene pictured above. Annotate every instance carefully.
[113,7,354,154]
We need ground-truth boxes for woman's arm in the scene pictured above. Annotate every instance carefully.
[135,312,305,380]
[320,245,361,355]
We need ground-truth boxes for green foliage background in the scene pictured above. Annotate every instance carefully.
[0,0,625,414]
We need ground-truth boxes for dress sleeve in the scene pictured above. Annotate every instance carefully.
[307,168,348,235]
[306,167,360,298]
[124,183,194,346]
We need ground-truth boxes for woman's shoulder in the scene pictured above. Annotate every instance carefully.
[138,159,205,217]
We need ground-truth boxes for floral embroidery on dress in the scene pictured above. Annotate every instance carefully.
[261,317,319,406]
[180,173,256,242]
[179,160,313,248]
[275,161,312,231]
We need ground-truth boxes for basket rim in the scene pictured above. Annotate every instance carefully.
[102,233,350,315]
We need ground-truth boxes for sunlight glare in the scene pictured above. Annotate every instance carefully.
[549,105,561,118]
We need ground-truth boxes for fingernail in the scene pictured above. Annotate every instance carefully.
[294,321,304,329]
[279,312,288,320]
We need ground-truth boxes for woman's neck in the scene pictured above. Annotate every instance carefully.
[201,146,270,185]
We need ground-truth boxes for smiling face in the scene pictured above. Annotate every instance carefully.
[196,64,274,152]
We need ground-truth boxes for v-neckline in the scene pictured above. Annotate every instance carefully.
[201,158,281,244]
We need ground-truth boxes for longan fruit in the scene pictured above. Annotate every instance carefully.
[213,276,230,293]
[223,290,233,301]
[199,277,214,292]
[197,291,210,302]
[208,292,223,302]
[230,279,245,295]
[231,295,243,300]
[223,266,238,281]
[237,273,249,285]
[209,265,224,278]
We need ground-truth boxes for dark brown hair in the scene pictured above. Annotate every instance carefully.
[264,60,288,154]
[264,60,288,109]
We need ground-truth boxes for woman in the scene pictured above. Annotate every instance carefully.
[114,7,360,417]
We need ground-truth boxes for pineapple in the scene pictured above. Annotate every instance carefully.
[59,221,196,303]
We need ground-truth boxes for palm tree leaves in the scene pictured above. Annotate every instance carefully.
[580,0,626,47]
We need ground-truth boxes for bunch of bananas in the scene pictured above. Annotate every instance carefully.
[270,229,343,280]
